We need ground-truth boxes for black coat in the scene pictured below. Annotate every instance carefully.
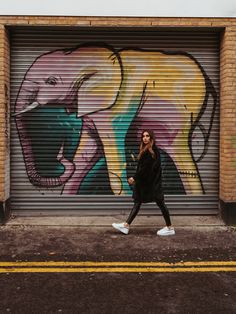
[132,145,164,203]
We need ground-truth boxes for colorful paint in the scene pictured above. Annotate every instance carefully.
[14,44,217,196]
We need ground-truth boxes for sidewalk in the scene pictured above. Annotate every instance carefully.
[6,214,225,227]
[0,214,234,263]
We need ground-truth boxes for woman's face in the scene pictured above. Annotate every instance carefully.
[142,131,151,145]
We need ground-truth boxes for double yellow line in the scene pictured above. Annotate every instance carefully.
[0,261,236,273]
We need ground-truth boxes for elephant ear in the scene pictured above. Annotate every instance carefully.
[76,54,122,118]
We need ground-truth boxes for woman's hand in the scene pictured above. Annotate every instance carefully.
[128,177,135,185]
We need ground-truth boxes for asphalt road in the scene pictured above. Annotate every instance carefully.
[0,225,235,313]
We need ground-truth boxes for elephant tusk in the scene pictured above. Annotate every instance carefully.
[12,101,40,116]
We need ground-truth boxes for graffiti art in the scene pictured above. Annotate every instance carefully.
[14,43,217,196]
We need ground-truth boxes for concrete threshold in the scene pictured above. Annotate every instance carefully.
[6,215,225,227]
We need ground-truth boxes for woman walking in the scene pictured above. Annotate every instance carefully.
[112,129,175,236]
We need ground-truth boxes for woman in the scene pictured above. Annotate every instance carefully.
[112,129,175,236]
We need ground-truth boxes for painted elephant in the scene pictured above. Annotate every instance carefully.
[14,44,129,192]
[14,43,217,195]
[115,48,217,194]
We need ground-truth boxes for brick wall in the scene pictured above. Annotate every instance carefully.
[220,27,236,202]
[0,25,10,202]
[0,16,235,204]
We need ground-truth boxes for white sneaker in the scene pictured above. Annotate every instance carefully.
[112,222,129,235]
[157,226,175,236]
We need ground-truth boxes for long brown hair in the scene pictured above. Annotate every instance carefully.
[138,129,156,160]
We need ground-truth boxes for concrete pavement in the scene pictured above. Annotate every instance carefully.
[6,214,225,227]
[0,215,235,313]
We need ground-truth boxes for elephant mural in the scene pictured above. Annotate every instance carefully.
[14,43,217,196]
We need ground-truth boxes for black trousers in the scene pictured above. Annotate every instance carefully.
[126,199,172,226]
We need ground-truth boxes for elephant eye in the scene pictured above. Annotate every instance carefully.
[45,76,58,86]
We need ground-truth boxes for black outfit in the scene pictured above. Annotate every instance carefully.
[126,144,172,226]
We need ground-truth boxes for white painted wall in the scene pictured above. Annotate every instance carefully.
[0,0,236,17]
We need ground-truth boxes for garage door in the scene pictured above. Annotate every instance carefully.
[10,27,220,215]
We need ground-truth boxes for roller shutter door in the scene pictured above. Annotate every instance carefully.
[10,27,220,215]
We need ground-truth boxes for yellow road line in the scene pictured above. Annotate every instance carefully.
[0,261,235,273]
[0,267,236,273]
[0,261,235,267]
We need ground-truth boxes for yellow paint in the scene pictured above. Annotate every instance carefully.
[0,267,235,273]
[0,261,235,273]
[76,48,122,118]
[0,261,236,267]
[110,50,206,194]
[81,50,207,195]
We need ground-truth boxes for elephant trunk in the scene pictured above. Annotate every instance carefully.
[15,81,75,188]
